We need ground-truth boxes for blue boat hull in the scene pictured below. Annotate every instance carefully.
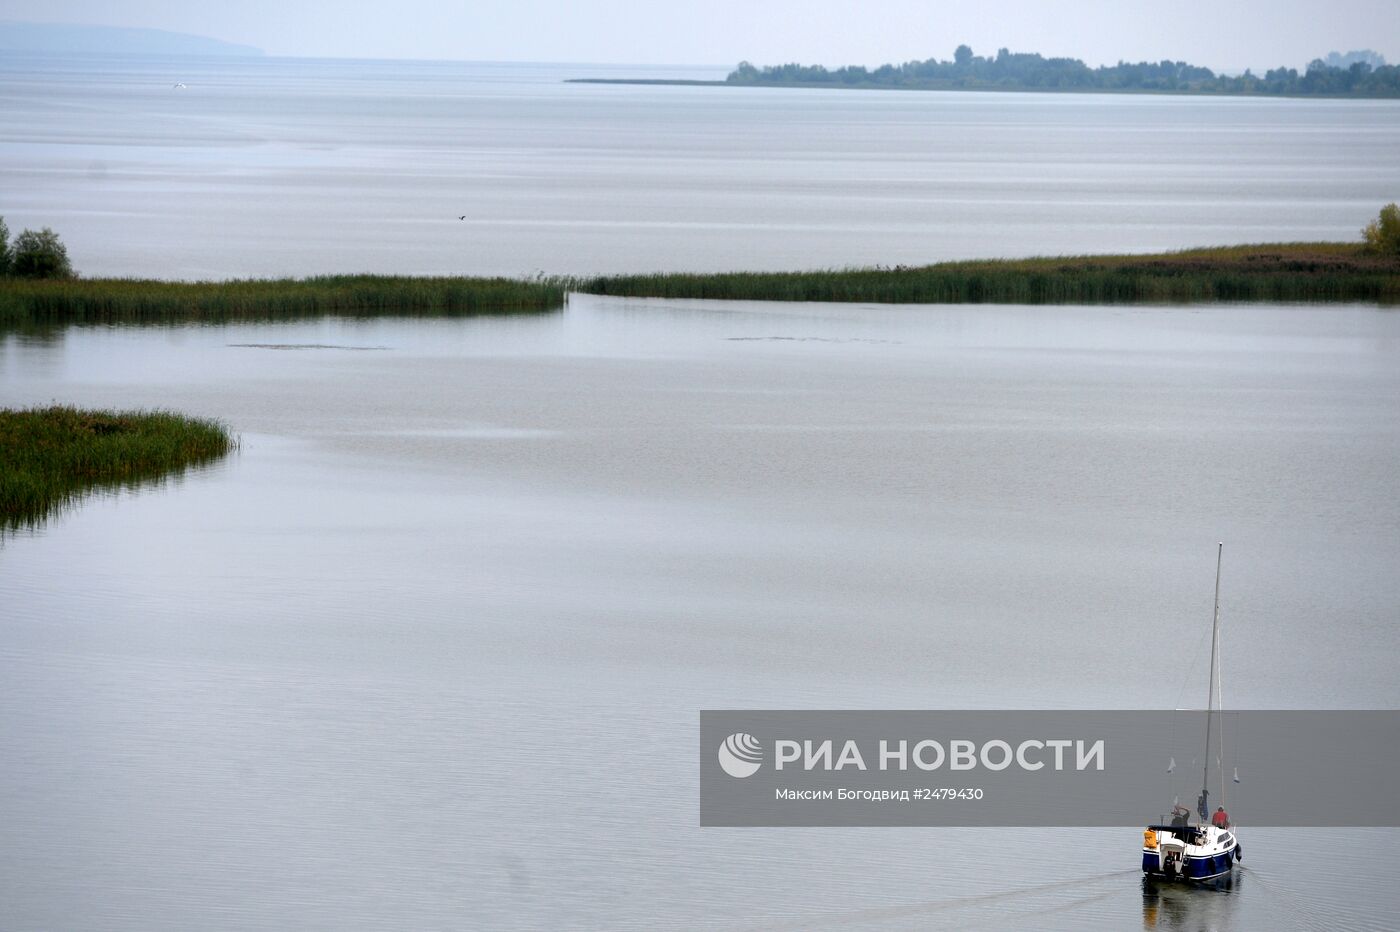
[1142,845,1239,882]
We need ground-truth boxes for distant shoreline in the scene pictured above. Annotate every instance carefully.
[567,78,728,87]
[571,45,1399,99]
[566,77,1396,100]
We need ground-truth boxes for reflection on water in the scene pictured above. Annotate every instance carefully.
[1,458,236,538]
[1142,874,1241,931]
[2,297,1398,929]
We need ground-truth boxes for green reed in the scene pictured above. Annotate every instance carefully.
[579,244,1400,305]
[1,406,236,529]
[0,275,566,327]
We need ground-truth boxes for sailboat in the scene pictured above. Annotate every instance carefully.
[1141,543,1243,883]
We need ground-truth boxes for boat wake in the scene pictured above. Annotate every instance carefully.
[741,868,1139,930]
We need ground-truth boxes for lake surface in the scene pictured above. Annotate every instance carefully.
[3,55,1400,930]
[3,296,1398,930]
[1,55,1399,278]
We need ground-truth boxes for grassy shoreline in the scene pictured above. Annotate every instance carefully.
[0,406,235,528]
[579,244,1400,305]
[1,246,1394,328]
[0,275,566,328]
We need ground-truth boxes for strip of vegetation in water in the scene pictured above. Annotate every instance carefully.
[578,244,1400,306]
[1,406,235,529]
[571,45,1400,98]
[0,275,566,327]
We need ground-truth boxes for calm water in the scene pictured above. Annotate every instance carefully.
[3,297,1399,930]
[2,55,1400,930]
[1,55,1399,278]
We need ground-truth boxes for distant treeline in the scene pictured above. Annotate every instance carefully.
[727,45,1400,97]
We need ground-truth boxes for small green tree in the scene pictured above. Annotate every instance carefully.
[0,216,11,276]
[10,227,74,279]
[1361,203,1400,255]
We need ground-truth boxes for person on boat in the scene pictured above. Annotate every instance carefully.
[1170,805,1191,828]
[1212,806,1230,828]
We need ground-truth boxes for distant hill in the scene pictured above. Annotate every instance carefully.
[0,21,263,57]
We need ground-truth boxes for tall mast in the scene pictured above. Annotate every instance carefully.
[1201,542,1223,821]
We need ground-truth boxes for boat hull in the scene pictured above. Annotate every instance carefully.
[1142,824,1240,883]
[1142,848,1238,882]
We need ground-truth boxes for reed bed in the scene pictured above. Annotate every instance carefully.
[0,275,566,327]
[1,406,235,529]
[579,244,1400,305]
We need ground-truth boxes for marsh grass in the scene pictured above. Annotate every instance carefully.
[579,244,1400,305]
[0,275,566,328]
[1,406,236,530]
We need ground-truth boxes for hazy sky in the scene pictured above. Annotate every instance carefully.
[4,0,1398,70]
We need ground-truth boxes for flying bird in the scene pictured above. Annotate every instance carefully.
[458,215,467,220]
